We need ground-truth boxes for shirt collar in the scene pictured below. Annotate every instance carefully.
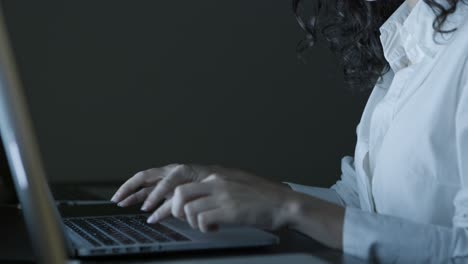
[379,0,468,72]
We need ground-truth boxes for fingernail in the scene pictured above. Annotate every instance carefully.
[141,202,149,211]
[147,215,157,224]
[110,194,119,203]
[117,202,124,207]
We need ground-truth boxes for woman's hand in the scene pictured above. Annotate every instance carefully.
[110,164,296,232]
[111,163,345,249]
[153,173,296,232]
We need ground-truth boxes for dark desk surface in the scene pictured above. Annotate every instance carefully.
[0,184,367,264]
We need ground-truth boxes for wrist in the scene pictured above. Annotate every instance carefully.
[278,191,345,249]
[276,189,304,229]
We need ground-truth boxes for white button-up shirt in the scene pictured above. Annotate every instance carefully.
[287,0,468,262]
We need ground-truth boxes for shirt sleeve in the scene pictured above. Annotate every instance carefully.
[283,182,344,206]
[330,156,361,208]
[343,207,460,262]
[342,72,468,262]
[284,156,361,208]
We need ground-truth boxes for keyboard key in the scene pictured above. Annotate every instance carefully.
[88,218,135,245]
[133,215,190,242]
[151,223,190,242]
[64,220,101,247]
[121,217,171,242]
[103,217,153,244]
[65,214,190,250]
[71,219,117,246]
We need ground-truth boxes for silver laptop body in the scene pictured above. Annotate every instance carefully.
[0,6,278,263]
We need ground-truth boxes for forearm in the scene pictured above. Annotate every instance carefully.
[281,191,345,249]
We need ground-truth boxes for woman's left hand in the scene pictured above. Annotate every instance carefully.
[145,170,295,233]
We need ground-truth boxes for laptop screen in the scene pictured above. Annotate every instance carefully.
[0,136,17,203]
[0,5,71,262]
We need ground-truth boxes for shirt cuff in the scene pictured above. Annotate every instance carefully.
[283,182,344,206]
[343,207,453,262]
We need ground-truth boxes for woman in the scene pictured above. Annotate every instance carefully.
[111,0,468,262]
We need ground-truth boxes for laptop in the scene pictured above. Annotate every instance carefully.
[0,6,278,263]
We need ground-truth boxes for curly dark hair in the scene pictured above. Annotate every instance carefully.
[293,0,467,91]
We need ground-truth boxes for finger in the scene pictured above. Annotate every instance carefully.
[147,198,172,224]
[171,182,214,219]
[117,187,154,207]
[141,165,191,212]
[198,208,234,233]
[202,174,218,183]
[183,196,219,229]
[111,170,162,203]
[201,173,226,184]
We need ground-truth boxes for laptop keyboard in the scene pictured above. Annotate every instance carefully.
[64,215,190,247]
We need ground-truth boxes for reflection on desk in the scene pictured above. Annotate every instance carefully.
[126,253,328,264]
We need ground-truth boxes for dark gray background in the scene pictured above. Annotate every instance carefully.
[2,1,369,187]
